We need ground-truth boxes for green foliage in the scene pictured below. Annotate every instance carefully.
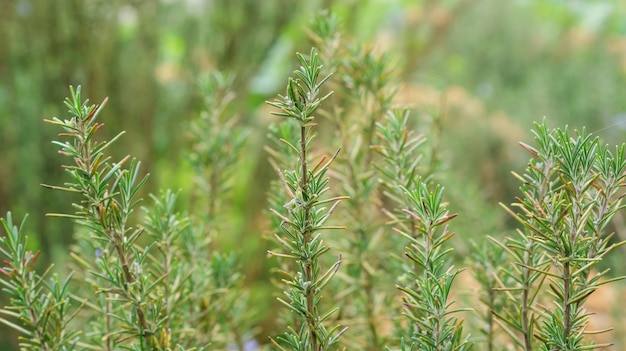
[2,4,626,351]
[306,12,407,350]
[493,121,626,350]
[0,85,257,351]
[393,184,471,351]
[267,49,347,351]
[0,213,80,351]
[466,239,511,351]
[43,86,160,349]
[188,72,249,219]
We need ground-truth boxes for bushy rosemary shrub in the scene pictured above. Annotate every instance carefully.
[1,11,625,351]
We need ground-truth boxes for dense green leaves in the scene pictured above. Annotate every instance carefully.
[267,49,347,351]
[0,213,81,351]
[393,184,472,351]
[2,6,626,350]
[495,121,626,350]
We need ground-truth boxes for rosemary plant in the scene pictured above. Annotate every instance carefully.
[466,239,512,351]
[370,108,428,343]
[4,16,626,351]
[390,182,472,351]
[0,213,81,351]
[186,71,254,349]
[43,86,168,350]
[488,218,549,351]
[140,189,190,348]
[308,11,401,349]
[373,109,428,236]
[266,48,348,351]
[361,70,470,351]
[309,12,467,349]
[361,96,469,351]
[188,71,249,220]
[495,121,626,350]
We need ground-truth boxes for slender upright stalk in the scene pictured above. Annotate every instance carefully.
[391,183,472,351]
[44,86,158,350]
[521,250,533,351]
[299,123,319,350]
[267,48,347,351]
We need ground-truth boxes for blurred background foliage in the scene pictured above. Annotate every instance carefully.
[1,0,626,349]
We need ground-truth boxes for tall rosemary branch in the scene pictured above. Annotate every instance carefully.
[497,121,626,350]
[266,48,348,351]
[43,86,161,350]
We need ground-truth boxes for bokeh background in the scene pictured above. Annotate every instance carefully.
[1,0,626,349]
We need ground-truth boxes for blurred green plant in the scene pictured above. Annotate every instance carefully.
[188,72,249,220]
[185,71,255,349]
